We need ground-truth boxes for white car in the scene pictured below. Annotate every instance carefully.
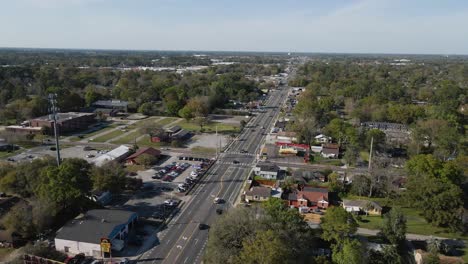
[164,199,178,206]
[214,197,222,204]
[190,171,198,177]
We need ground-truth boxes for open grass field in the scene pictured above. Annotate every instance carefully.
[136,135,171,147]
[346,195,467,240]
[191,146,216,154]
[178,120,239,134]
[111,130,142,144]
[91,129,127,142]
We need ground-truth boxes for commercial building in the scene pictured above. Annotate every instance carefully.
[253,162,280,180]
[92,145,131,167]
[28,112,96,134]
[54,209,137,257]
[92,100,129,112]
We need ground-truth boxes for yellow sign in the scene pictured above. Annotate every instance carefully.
[100,238,111,253]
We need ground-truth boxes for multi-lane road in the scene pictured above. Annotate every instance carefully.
[137,84,290,264]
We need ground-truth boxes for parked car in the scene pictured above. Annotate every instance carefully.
[164,199,178,207]
[190,171,198,177]
[214,197,223,204]
[216,208,223,215]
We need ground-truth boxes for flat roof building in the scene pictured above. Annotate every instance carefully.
[55,209,137,256]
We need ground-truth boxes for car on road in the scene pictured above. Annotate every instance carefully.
[233,160,240,164]
[240,149,247,153]
[198,223,209,230]
[85,154,95,158]
[216,208,223,215]
[214,197,223,204]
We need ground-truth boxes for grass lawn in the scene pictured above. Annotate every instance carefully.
[178,120,239,134]
[125,164,145,173]
[191,146,216,154]
[91,129,126,142]
[112,130,142,144]
[0,247,14,261]
[157,117,179,127]
[360,151,369,162]
[0,150,21,159]
[136,135,171,148]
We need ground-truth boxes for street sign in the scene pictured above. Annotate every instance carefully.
[100,238,111,253]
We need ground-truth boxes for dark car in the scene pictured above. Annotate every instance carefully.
[162,175,173,182]
[233,160,240,164]
[198,223,209,230]
[161,186,173,192]
[216,208,223,215]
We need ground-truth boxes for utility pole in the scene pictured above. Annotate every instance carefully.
[368,136,373,172]
[215,125,218,158]
[48,93,61,166]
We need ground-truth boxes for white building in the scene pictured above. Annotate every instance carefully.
[314,134,332,143]
[55,209,137,257]
[92,145,131,167]
[254,162,280,180]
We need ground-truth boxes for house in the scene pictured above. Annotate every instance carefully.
[92,100,129,112]
[293,170,326,183]
[321,143,339,158]
[315,134,332,143]
[125,147,161,165]
[288,187,329,209]
[342,200,382,216]
[54,209,137,257]
[5,125,43,135]
[245,186,271,202]
[92,145,131,167]
[254,162,280,180]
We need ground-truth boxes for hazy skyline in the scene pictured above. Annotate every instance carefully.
[1,0,468,54]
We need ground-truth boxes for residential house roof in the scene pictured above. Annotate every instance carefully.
[55,209,137,244]
[256,162,280,173]
[126,147,161,161]
[245,186,271,198]
[289,187,329,204]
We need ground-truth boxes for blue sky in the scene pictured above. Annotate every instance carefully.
[1,0,467,54]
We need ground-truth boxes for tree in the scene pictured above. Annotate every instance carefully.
[350,174,370,197]
[332,239,367,264]
[320,206,358,246]
[36,158,92,210]
[3,203,35,239]
[204,207,261,264]
[379,208,406,245]
[236,230,290,264]
[369,245,402,264]
[91,161,127,192]
[135,153,158,167]
[328,172,345,194]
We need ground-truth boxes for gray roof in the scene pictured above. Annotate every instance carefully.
[256,162,280,172]
[343,200,382,210]
[55,209,137,244]
[32,112,95,122]
[166,125,181,133]
[245,186,271,198]
[93,100,129,108]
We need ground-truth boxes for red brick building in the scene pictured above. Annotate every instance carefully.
[125,147,161,165]
[29,112,96,134]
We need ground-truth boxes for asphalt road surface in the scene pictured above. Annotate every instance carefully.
[136,85,290,264]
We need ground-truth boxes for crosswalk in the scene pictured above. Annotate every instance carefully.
[217,161,253,167]
[220,151,256,157]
